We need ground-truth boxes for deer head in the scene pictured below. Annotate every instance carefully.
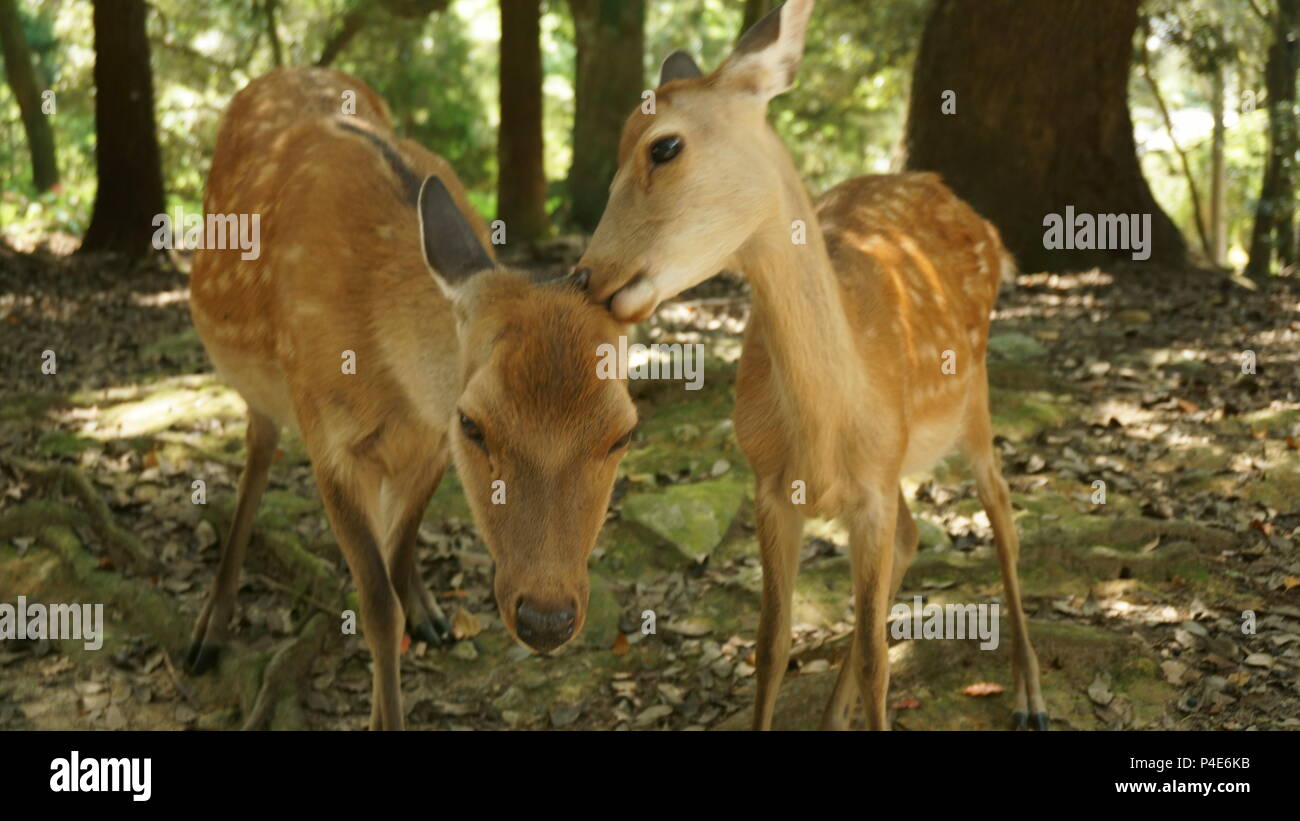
[419,177,636,653]
[576,0,816,322]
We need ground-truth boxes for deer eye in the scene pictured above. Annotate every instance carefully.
[459,411,487,452]
[609,428,635,455]
[649,136,683,165]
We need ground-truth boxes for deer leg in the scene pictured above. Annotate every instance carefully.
[820,639,858,730]
[318,472,405,730]
[843,487,897,730]
[822,488,916,728]
[961,373,1047,730]
[751,477,805,731]
[187,410,279,674]
[383,465,451,647]
[890,488,919,600]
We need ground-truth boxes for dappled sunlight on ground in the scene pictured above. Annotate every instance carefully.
[2,251,1298,730]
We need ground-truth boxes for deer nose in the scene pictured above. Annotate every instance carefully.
[515,598,576,653]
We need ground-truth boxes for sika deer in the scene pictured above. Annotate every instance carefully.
[187,67,634,729]
[575,0,1046,730]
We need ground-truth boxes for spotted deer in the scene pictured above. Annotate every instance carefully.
[575,0,1047,730]
[188,67,635,729]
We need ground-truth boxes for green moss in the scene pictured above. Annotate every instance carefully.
[595,520,680,578]
[621,479,748,562]
[989,388,1077,440]
[36,429,98,457]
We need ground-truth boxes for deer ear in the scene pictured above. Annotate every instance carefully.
[418,175,495,293]
[659,50,703,85]
[720,0,814,102]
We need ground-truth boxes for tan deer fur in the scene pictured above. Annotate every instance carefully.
[188,67,634,729]
[577,0,1046,730]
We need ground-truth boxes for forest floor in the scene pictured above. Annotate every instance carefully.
[1,241,1298,731]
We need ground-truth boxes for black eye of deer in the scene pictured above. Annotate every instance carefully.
[609,428,635,454]
[459,411,486,451]
[649,136,683,165]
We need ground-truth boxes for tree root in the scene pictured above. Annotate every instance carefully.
[252,527,337,606]
[241,613,329,730]
[1,456,157,574]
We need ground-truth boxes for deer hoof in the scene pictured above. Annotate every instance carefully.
[410,617,450,646]
[1030,711,1049,731]
[185,641,221,675]
[1012,711,1028,731]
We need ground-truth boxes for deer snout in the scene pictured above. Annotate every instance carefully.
[515,597,577,654]
[576,262,659,323]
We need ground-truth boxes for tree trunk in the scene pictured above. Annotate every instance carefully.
[317,0,373,67]
[80,0,165,258]
[1246,0,1299,278]
[740,0,776,41]
[901,0,1186,272]
[1210,66,1226,267]
[497,0,549,243]
[263,0,282,67]
[567,0,644,232]
[0,0,58,192]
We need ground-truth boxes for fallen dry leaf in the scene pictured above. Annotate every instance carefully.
[894,697,922,710]
[451,608,481,640]
[962,682,1004,697]
[611,633,630,656]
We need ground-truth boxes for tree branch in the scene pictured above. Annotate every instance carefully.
[263,0,283,67]
[1246,0,1273,24]
[316,0,373,67]
[1139,30,1213,259]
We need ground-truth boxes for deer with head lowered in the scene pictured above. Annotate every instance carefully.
[188,67,635,729]
[576,0,1047,730]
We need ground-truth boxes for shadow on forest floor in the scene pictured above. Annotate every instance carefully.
[1,242,1298,731]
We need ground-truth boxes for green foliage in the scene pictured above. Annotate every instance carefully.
[0,0,1276,269]
[644,0,929,193]
[1133,0,1274,267]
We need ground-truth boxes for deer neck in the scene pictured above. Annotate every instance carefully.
[737,150,862,398]
[730,149,874,513]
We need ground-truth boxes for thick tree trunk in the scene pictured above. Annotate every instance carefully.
[497,0,548,243]
[80,0,165,258]
[1246,0,1299,278]
[0,0,58,192]
[567,0,644,232]
[901,0,1186,272]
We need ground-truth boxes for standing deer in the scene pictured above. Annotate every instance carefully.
[575,0,1047,730]
[188,67,636,729]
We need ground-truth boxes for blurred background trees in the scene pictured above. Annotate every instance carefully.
[0,0,57,192]
[0,0,1292,274]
